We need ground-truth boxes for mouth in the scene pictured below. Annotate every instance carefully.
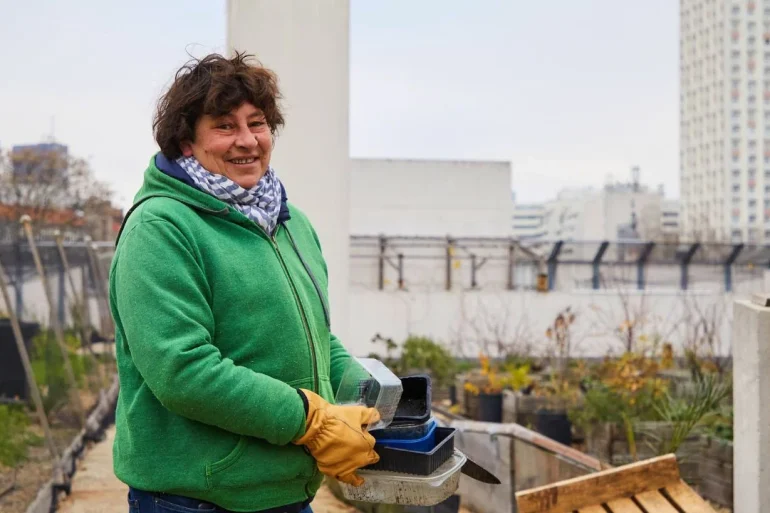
[228,156,259,165]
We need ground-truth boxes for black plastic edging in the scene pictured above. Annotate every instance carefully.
[25,376,120,513]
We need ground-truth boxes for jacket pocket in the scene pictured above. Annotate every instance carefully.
[205,435,315,491]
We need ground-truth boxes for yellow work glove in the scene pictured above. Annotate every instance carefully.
[293,389,380,486]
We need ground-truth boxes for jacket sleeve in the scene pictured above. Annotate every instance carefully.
[110,219,306,445]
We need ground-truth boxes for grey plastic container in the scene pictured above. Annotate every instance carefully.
[334,357,403,430]
[338,450,467,506]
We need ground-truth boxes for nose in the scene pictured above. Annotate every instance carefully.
[233,123,259,151]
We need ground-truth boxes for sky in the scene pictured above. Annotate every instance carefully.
[0,1,679,209]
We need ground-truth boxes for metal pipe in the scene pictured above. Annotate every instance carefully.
[507,239,515,290]
[20,216,85,427]
[445,237,454,291]
[397,253,404,290]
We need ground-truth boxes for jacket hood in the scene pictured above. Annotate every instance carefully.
[118,154,291,243]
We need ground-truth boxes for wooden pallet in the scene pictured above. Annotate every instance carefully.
[515,454,716,513]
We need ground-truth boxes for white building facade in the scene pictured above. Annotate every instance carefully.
[514,182,679,245]
[512,203,546,240]
[350,158,513,237]
[681,0,770,243]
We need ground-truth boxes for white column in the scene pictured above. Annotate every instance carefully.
[228,1,352,344]
[733,296,770,513]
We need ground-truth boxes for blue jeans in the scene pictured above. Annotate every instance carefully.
[127,487,313,513]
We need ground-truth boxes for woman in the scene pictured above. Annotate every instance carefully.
[110,52,379,513]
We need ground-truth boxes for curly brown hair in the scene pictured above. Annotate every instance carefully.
[153,51,285,159]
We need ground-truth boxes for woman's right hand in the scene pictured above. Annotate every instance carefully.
[293,389,380,486]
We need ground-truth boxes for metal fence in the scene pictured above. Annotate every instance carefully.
[351,235,770,293]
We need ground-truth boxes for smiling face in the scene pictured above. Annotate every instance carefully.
[180,102,273,189]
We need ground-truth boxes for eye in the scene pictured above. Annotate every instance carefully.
[249,120,265,128]
[216,123,233,130]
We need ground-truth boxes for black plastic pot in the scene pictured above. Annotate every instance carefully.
[536,409,572,446]
[0,319,40,402]
[476,392,503,423]
[365,427,456,475]
[392,374,432,424]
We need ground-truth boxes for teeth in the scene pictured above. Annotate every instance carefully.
[231,158,256,164]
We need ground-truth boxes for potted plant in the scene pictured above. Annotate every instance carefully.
[463,355,533,423]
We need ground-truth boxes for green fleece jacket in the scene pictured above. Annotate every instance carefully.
[109,156,353,511]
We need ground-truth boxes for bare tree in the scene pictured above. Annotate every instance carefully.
[678,293,731,376]
[450,291,536,359]
[0,146,114,240]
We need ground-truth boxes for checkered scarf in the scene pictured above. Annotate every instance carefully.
[176,156,283,235]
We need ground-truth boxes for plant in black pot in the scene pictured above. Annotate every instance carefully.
[462,354,530,423]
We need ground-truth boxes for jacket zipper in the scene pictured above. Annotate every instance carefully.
[278,226,327,498]
[260,225,319,395]
[227,212,322,497]
[284,227,330,329]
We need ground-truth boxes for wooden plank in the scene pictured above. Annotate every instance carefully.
[605,498,643,512]
[664,480,716,512]
[577,505,606,513]
[635,490,680,513]
[516,454,680,513]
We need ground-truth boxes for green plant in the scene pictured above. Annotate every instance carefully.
[371,334,457,387]
[30,329,90,414]
[651,373,731,454]
[568,353,670,459]
[0,404,30,467]
[704,406,733,442]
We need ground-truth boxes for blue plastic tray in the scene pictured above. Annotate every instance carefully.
[375,420,438,452]
[372,419,437,441]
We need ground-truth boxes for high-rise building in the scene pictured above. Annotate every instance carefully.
[512,203,546,240]
[680,0,770,243]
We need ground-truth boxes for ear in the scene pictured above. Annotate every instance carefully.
[180,141,194,157]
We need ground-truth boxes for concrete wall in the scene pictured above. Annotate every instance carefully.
[351,158,513,237]
[228,0,352,341]
[347,288,737,359]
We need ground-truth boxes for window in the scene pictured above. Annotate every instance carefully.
[734,184,742,192]
[733,49,741,59]
[750,198,758,207]
[750,214,758,223]
[733,168,742,177]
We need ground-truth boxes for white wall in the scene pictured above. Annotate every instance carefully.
[346,288,737,359]
[228,0,352,341]
[351,158,513,237]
